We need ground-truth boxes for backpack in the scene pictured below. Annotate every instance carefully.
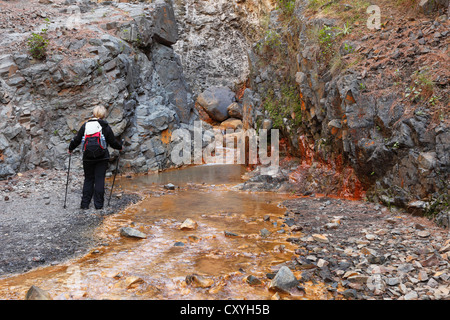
[82,119,107,159]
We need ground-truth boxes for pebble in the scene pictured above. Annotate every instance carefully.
[312,234,329,243]
[260,228,271,237]
[404,290,418,300]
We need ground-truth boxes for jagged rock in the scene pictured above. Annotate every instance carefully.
[179,218,198,230]
[219,118,243,130]
[418,0,449,16]
[25,286,52,300]
[269,266,298,293]
[172,0,253,93]
[260,228,271,237]
[164,183,176,190]
[227,102,243,119]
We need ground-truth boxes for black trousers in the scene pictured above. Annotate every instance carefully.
[81,159,108,209]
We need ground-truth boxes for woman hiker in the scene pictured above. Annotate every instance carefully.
[68,106,123,210]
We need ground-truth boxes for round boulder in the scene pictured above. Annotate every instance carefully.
[196,86,235,122]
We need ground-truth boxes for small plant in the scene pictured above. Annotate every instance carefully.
[277,0,296,16]
[405,68,435,103]
[415,110,425,116]
[27,19,50,60]
[336,22,352,36]
[343,42,354,53]
[264,30,281,49]
[404,86,422,102]
[429,95,439,106]
[318,25,337,60]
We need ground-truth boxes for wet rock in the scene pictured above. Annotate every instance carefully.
[185,274,214,288]
[164,183,176,190]
[25,286,52,300]
[224,231,239,237]
[125,276,145,289]
[179,218,198,230]
[246,275,262,286]
[269,266,299,293]
[260,228,271,237]
[120,227,147,239]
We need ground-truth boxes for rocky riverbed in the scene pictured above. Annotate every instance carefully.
[0,167,141,277]
[1,165,449,300]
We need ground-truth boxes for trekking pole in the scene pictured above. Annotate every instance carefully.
[108,143,123,206]
[63,152,72,209]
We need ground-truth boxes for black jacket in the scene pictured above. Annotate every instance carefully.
[69,118,122,160]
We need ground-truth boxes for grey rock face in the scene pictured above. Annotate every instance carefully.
[172,0,257,94]
[0,1,196,179]
[246,9,449,214]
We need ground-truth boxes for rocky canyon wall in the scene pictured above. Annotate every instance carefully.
[0,0,196,176]
[242,0,449,222]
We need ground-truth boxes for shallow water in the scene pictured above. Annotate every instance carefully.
[0,165,330,300]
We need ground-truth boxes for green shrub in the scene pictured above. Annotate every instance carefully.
[277,0,296,16]
[262,84,302,130]
[27,20,50,60]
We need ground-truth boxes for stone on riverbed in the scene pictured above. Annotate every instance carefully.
[269,266,298,293]
[120,227,147,239]
[25,286,52,300]
[185,274,214,288]
[179,218,198,230]
[164,183,176,190]
[246,275,262,286]
[260,228,271,237]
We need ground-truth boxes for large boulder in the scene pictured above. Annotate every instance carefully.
[196,86,235,122]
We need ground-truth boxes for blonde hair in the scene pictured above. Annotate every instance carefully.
[93,105,107,119]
